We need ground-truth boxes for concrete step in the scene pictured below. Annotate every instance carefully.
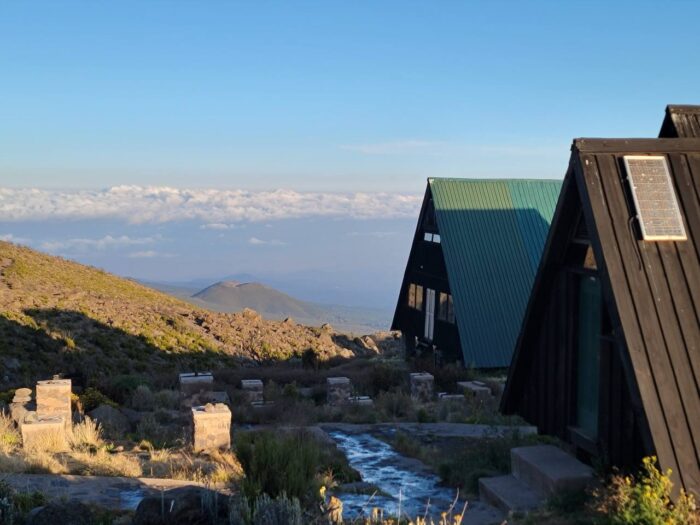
[511,445,594,496]
[478,474,544,514]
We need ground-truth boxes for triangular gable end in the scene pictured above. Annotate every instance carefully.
[503,138,700,499]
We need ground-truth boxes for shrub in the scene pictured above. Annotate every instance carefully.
[376,390,414,420]
[78,387,118,413]
[368,363,405,395]
[131,385,155,411]
[154,389,180,410]
[252,493,302,525]
[235,431,320,501]
[104,374,148,404]
[135,413,177,447]
[594,456,699,525]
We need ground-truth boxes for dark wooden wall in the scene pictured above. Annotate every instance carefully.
[392,187,462,364]
[503,176,651,469]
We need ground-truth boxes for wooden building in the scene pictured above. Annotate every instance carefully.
[659,104,700,138]
[501,138,700,497]
[391,178,561,368]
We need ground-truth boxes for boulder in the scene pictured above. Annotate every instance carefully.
[119,407,145,426]
[28,501,97,525]
[133,487,229,525]
[88,404,131,436]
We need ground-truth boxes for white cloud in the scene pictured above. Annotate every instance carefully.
[248,237,286,246]
[128,250,174,259]
[0,233,32,245]
[40,235,158,253]
[0,187,422,224]
[200,223,237,230]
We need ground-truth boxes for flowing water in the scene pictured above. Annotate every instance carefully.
[328,431,466,520]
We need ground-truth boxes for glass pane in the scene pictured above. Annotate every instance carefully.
[424,232,433,242]
[439,292,447,320]
[433,234,441,243]
[415,285,423,311]
[576,275,601,439]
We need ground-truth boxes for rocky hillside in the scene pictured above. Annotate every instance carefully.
[0,241,364,389]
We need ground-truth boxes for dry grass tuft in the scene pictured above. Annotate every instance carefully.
[0,451,28,472]
[23,449,69,474]
[69,449,142,477]
[207,450,244,484]
[0,413,21,453]
[68,417,104,451]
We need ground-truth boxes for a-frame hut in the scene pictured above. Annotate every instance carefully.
[391,178,561,368]
[659,104,700,138]
[501,138,700,498]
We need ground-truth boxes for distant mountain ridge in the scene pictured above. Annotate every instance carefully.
[193,281,323,319]
[145,278,392,335]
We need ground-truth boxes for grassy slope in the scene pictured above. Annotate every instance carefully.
[0,241,353,388]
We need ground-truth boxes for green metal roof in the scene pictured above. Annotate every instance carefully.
[429,178,562,368]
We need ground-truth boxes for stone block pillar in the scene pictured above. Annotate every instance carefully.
[410,372,434,402]
[192,403,231,452]
[326,377,352,406]
[457,380,493,401]
[241,380,264,404]
[21,416,67,451]
[179,372,214,397]
[36,378,72,428]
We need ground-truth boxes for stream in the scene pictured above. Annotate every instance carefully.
[328,431,466,520]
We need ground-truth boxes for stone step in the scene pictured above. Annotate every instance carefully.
[511,445,594,496]
[478,474,543,514]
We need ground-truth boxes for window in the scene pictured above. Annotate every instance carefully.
[576,275,601,440]
[423,232,441,244]
[407,283,424,311]
[438,292,455,323]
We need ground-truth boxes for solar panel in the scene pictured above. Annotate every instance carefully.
[623,155,687,241]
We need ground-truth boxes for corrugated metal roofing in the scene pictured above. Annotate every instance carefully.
[429,178,561,367]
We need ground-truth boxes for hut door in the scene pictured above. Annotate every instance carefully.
[576,275,601,440]
[424,288,435,340]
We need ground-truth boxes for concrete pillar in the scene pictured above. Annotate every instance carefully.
[21,416,67,451]
[458,380,493,401]
[326,377,352,406]
[410,372,434,402]
[191,403,231,452]
[36,378,71,428]
[241,379,264,404]
[179,372,214,397]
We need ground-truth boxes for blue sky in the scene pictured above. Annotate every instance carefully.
[2,1,699,191]
[1,2,698,312]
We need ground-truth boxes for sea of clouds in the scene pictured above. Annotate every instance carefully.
[0,186,422,223]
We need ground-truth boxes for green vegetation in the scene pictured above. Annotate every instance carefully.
[235,430,359,501]
[593,456,698,525]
